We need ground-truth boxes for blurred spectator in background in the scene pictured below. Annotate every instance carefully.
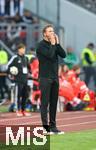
[30,57,40,112]
[5,0,16,17]
[0,49,8,72]
[0,0,5,16]
[6,21,22,51]
[14,0,24,17]
[26,47,36,62]
[93,47,96,61]
[19,0,24,17]
[5,0,24,18]
[64,46,79,69]
[0,49,9,100]
[10,0,15,17]
[81,43,96,90]
[22,10,35,24]
[5,0,10,16]
[30,47,36,58]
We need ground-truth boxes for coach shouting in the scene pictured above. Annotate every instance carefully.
[36,25,66,134]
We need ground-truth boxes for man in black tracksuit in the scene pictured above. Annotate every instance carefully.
[36,25,66,134]
[7,43,31,116]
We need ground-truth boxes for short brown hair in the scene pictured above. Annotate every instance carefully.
[42,24,54,34]
[17,43,25,50]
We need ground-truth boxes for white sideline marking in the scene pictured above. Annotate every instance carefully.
[57,114,96,121]
[0,120,96,136]
[0,115,40,122]
[20,114,96,125]
[57,121,96,127]
[10,115,96,125]
[0,113,96,125]
[57,111,96,115]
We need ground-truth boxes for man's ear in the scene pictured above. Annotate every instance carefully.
[43,32,46,38]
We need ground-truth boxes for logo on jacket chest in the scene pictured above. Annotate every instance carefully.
[18,60,21,63]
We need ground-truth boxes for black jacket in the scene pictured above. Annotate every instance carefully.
[7,54,30,83]
[36,40,66,79]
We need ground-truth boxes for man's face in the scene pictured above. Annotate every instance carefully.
[18,47,25,55]
[44,27,55,41]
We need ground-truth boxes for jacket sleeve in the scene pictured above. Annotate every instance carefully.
[56,44,66,58]
[85,53,92,65]
[7,55,17,73]
[36,43,56,59]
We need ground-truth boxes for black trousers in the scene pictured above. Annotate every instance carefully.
[39,78,59,128]
[0,76,9,99]
[16,82,28,111]
[83,66,96,89]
